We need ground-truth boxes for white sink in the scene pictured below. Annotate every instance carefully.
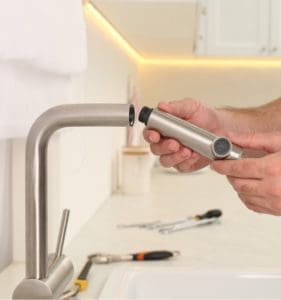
[99,267,281,299]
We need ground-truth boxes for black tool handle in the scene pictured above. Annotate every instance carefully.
[78,260,93,280]
[132,251,175,261]
[196,209,222,220]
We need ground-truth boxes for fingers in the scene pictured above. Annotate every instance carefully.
[238,193,281,216]
[159,147,192,168]
[228,176,278,203]
[143,129,180,155]
[157,99,200,119]
[227,176,263,197]
[143,126,199,169]
[239,198,269,214]
[174,153,209,173]
[229,176,281,199]
[227,175,281,215]
[143,129,161,144]
[228,132,281,153]
[211,158,266,179]
[151,139,180,155]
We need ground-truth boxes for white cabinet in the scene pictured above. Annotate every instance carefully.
[197,0,270,57]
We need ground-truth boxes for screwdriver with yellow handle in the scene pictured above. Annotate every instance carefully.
[60,250,179,299]
[60,260,93,299]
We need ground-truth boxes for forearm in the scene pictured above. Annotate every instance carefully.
[216,98,281,134]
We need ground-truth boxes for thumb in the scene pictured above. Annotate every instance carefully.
[229,132,281,153]
[158,99,200,120]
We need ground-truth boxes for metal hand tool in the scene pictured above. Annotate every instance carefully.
[117,220,161,229]
[60,250,180,299]
[117,209,222,234]
[88,250,180,264]
[159,217,220,234]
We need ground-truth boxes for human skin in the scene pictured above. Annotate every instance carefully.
[143,99,220,172]
[143,98,281,215]
[143,98,281,172]
[211,132,281,216]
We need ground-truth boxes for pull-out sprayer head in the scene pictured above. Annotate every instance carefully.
[139,106,243,160]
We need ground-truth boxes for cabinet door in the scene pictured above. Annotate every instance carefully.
[270,0,281,56]
[197,0,269,56]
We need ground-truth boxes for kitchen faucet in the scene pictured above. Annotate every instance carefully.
[13,103,135,299]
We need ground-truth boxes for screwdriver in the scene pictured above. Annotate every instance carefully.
[60,250,180,299]
[60,260,92,299]
[159,209,222,234]
[88,250,180,263]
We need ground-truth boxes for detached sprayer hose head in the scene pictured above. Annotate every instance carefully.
[139,106,243,160]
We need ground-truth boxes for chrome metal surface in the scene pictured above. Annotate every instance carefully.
[117,220,161,229]
[13,103,135,299]
[59,285,79,300]
[48,210,71,272]
[89,253,133,264]
[13,255,74,299]
[159,218,220,234]
[55,210,70,259]
[146,109,243,160]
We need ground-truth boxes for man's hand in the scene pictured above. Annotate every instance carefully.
[143,99,221,173]
[211,132,281,215]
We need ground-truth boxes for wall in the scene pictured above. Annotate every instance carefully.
[56,10,140,249]
[0,141,12,270]
[140,65,281,108]
[1,65,72,268]
[11,9,140,262]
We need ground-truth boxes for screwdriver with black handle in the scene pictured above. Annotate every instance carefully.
[159,209,222,234]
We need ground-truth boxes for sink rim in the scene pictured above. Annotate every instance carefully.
[99,266,281,300]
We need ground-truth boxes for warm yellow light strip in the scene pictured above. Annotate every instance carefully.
[144,58,281,68]
[84,2,144,63]
[84,2,281,68]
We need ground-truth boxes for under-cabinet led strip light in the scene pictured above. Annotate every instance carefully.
[84,2,281,68]
[84,2,144,63]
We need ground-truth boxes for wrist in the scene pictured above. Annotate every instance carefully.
[215,106,263,134]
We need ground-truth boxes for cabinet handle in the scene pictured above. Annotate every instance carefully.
[271,47,278,53]
[259,46,266,54]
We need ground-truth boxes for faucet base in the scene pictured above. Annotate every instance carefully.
[13,279,54,299]
[13,255,74,299]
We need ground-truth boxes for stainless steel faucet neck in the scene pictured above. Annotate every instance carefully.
[14,103,134,299]
[25,104,134,280]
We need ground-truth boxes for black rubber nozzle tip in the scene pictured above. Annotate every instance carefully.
[129,105,135,127]
[139,106,153,125]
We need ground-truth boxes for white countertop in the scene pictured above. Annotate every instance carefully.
[1,167,281,299]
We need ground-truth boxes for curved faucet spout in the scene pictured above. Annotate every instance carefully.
[25,103,135,280]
